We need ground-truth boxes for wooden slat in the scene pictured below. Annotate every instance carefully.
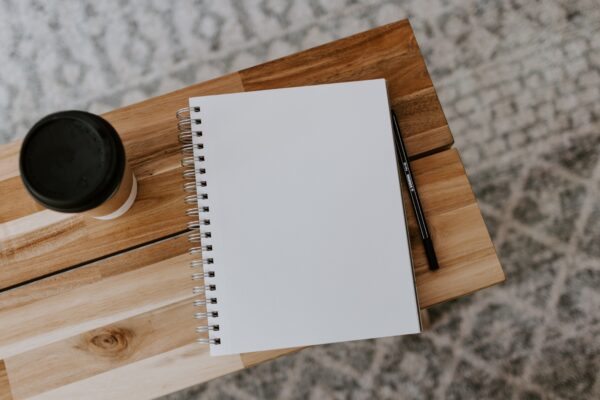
[25,344,243,400]
[0,239,192,359]
[392,87,453,157]
[5,300,196,399]
[0,235,189,311]
[239,20,452,159]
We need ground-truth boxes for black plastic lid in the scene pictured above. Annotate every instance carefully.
[20,111,126,213]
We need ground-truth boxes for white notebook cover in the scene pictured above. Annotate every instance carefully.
[189,79,421,356]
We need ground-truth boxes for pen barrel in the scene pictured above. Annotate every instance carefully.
[391,110,439,271]
[422,237,439,271]
[408,185,428,233]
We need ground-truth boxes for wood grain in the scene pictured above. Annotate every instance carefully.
[25,344,243,400]
[406,149,504,308]
[0,240,192,359]
[0,168,188,289]
[5,300,196,399]
[0,234,189,312]
[391,87,453,157]
[239,20,452,159]
[0,176,43,222]
[0,360,13,400]
[240,348,302,368]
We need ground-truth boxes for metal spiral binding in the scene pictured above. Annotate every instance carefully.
[177,106,221,346]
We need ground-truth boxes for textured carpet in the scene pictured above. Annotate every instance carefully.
[2,0,600,399]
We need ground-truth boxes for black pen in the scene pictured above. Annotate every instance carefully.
[390,111,439,271]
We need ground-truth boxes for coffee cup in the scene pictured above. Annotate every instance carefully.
[19,111,137,220]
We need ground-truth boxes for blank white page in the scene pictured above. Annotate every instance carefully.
[189,79,421,356]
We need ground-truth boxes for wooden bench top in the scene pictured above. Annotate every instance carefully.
[0,20,504,400]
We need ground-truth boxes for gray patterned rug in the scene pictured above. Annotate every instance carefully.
[2,0,600,399]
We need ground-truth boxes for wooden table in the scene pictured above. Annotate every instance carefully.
[0,20,504,399]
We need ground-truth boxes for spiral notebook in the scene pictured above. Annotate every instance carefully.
[177,79,421,356]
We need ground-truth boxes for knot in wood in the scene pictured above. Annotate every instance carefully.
[87,327,133,358]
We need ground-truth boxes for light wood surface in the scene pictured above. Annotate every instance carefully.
[0,20,503,399]
[0,360,11,400]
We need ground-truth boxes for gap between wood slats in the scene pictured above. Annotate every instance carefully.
[0,230,187,294]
